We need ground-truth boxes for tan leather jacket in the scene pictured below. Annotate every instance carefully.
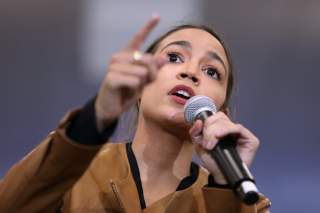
[0,111,271,212]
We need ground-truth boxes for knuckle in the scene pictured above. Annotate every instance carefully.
[143,62,155,73]
[213,128,224,137]
[144,55,157,68]
[254,137,260,147]
[140,66,149,76]
[132,78,141,87]
[105,71,116,81]
[137,68,149,83]
[108,63,117,71]
[142,54,152,61]
[204,127,219,141]
[205,116,215,126]
[213,112,227,122]
[235,123,243,130]
[202,129,211,141]
[104,75,117,88]
[110,54,121,63]
[216,111,226,118]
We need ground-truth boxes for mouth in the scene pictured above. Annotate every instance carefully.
[168,84,195,105]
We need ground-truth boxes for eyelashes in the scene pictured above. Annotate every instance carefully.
[166,52,222,81]
[167,52,184,63]
[202,67,221,80]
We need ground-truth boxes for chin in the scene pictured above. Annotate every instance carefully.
[141,98,191,139]
[160,109,191,140]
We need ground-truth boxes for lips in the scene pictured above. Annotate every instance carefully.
[168,84,195,105]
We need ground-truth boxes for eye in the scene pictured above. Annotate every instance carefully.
[167,52,183,63]
[202,67,220,80]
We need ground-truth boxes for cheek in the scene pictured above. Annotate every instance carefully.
[139,79,172,120]
[139,67,176,113]
[140,76,167,104]
[157,64,176,79]
[200,84,227,110]
[144,65,176,94]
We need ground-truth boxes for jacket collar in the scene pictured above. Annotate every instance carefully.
[89,143,208,212]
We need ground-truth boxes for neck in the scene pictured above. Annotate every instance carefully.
[132,113,193,183]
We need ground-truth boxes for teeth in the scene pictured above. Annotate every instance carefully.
[176,90,190,98]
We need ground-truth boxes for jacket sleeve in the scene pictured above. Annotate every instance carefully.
[0,110,103,212]
[202,187,271,213]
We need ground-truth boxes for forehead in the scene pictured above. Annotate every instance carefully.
[156,28,228,66]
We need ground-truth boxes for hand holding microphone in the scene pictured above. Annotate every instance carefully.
[184,95,260,205]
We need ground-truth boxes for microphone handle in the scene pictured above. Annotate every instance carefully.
[196,111,260,205]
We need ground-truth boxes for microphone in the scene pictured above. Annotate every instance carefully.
[184,95,259,205]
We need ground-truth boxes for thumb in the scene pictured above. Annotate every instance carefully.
[189,120,203,144]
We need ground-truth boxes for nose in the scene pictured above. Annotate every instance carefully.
[176,71,200,85]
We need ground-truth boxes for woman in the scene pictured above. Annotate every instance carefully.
[0,15,271,212]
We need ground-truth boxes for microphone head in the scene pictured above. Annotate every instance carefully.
[184,95,217,124]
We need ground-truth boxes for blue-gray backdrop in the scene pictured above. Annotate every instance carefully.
[2,0,319,212]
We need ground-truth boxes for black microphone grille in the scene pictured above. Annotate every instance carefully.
[183,95,217,124]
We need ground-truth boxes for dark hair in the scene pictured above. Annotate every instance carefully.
[145,24,234,109]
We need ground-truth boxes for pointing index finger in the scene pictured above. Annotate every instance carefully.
[127,15,160,50]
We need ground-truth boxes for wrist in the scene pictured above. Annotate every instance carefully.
[66,97,118,145]
[95,101,118,133]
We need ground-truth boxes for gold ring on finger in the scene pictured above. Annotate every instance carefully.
[132,50,143,63]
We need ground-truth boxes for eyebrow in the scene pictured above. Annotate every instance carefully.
[160,40,228,74]
[206,51,228,74]
[160,40,192,51]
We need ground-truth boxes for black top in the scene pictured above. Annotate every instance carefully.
[66,97,118,145]
[126,142,199,209]
[66,97,229,209]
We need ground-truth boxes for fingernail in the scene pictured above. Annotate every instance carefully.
[151,13,160,19]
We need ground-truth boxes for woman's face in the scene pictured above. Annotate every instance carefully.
[140,28,229,133]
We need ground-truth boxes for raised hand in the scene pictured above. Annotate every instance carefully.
[95,15,167,131]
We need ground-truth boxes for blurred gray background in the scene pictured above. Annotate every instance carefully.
[1,0,320,212]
